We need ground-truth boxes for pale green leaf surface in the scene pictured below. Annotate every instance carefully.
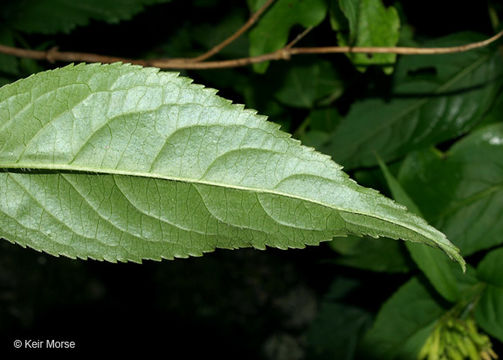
[399,123,503,256]
[337,0,400,73]
[1,0,171,34]
[322,33,503,169]
[0,63,463,264]
[249,0,327,73]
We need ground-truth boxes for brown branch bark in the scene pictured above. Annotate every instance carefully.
[0,30,502,70]
[190,0,275,62]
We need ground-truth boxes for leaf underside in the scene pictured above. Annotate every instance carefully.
[0,63,464,267]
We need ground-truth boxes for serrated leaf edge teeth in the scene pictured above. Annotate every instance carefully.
[1,63,463,265]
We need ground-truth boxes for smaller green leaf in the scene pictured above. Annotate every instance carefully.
[274,60,343,108]
[328,0,348,32]
[337,0,400,73]
[475,286,503,343]
[377,156,465,300]
[399,124,503,256]
[249,0,327,73]
[475,248,503,342]
[360,277,445,359]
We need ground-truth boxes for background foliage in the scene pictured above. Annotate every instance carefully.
[0,0,502,358]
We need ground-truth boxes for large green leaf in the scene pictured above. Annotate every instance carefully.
[399,123,503,256]
[337,0,400,73]
[321,33,503,169]
[475,248,503,342]
[0,63,463,265]
[360,277,445,359]
[248,0,327,73]
[0,0,171,34]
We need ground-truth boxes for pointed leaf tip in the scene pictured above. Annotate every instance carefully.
[0,64,463,263]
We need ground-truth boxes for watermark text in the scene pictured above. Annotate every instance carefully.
[13,339,76,350]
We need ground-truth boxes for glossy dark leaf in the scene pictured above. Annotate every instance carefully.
[399,123,503,256]
[475,248,503,342]
[321,33,503,169]
[336,0,400,73]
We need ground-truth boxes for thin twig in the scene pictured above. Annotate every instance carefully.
[285,26,314,49]
[0,30,502,70]
[190,0,275,62]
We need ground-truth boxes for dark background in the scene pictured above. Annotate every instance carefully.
[0,0,499,357]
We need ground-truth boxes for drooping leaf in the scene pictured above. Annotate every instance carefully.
[0,63,463,265]
[377,156,464,302]
[0,0,172,34]
[360,277,445,360]
[274,60,343,108]
[399,123,503,256]
[336,0,400,73]
[248,0,327,73]
[321,33,503,169]
[475,248,503,342]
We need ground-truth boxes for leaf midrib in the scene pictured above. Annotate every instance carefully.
[0,161,451,249]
